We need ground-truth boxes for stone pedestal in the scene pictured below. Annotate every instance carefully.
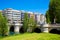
[14,25,20,34]
[42,28,49,33]
[42,24,49,33]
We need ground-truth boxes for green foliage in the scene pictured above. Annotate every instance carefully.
[48,0,60,23]
[0,12,8,36]
[23,13,37,32]
[45,11,51,24]
[28,17,37,32]
[23,13,29,32]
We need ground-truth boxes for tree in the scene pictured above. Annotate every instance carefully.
[23,13,29,32]
[48,0,60,23]
[27,15,37,32]
[23,13,37,33]
[27,17,37,32]
[45,11,51,24]
[0,12,8,36]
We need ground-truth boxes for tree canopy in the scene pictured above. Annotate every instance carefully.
[23,13,29,32]
[23,13,37,32]
[46,0,60,23]
[0,12,8,36]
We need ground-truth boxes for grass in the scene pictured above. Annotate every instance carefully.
[0,33,60,40]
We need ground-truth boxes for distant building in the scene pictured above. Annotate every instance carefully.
[2,8,21,24]
[28,12,35,19]
[40,14,46,24]
[2,8,46,25]
[36,14,41,25]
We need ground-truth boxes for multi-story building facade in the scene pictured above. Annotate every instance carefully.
[2,8,21,24]
[40,14,46,24]
[28,12,35,19]
[21,11,35,24]
[36,14,41,25]
[2,8,46,34]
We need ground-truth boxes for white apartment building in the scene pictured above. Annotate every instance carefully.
[36,14,41,25]
[34,13,46,25]
[2,8,21,24]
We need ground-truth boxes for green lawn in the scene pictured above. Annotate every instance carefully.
[0,33,60,40]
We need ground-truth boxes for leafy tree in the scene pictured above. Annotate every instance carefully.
[23,13,29,32]
[27,17,37,32]
[48,0,60,23]
[45,11,51,24]
[0,12,8,36]
[23,13,37,33]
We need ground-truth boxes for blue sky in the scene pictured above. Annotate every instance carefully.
[0,0,49,14]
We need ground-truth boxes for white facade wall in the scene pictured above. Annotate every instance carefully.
[36,14,40,25]
[40,14,45,24]
[2,8,21,24]
[34,13,46,25]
